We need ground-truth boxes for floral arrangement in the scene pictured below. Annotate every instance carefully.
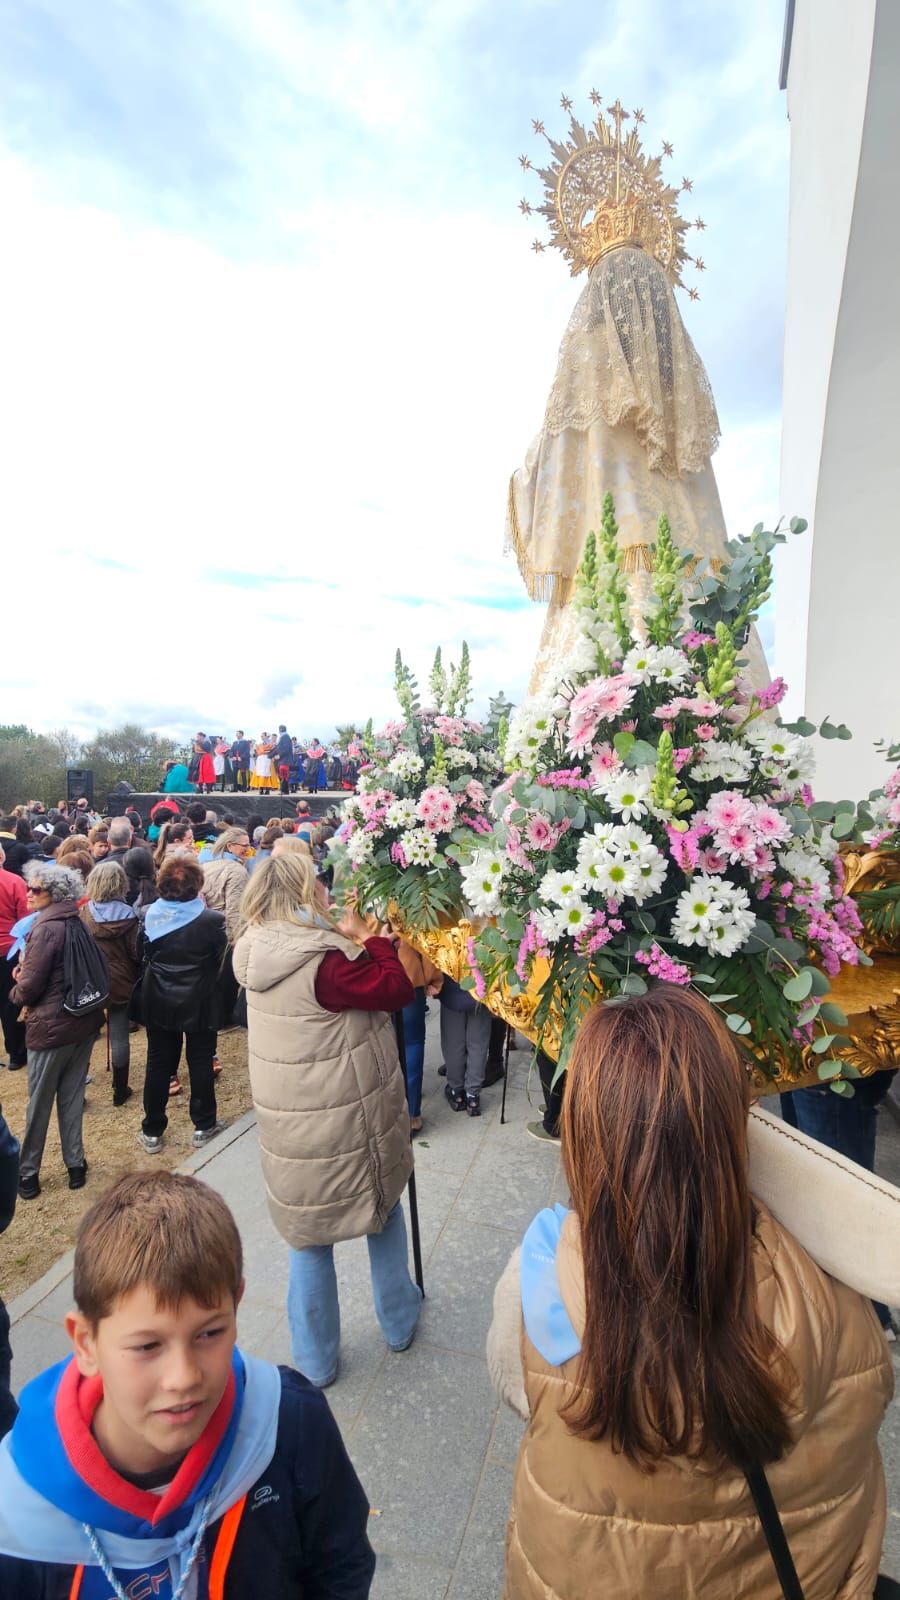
[459,496,869,1087]
[328,645,507,929]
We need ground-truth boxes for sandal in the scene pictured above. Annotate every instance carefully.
[444,1084,466,1113]
[212,1055,222,1076]
[409,1115,423,1135]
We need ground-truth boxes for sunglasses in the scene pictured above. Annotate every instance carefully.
[26,886,48,895]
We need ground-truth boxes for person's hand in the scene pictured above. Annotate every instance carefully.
[335,904,378,946]
[425,975,444,996]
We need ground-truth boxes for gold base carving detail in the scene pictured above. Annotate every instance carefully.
[400,918,900,1095]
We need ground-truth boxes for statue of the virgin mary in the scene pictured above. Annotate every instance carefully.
[506,97,767,689]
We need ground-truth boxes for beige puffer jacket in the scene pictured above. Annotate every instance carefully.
[232,920,413,1248]
[489,1203,893,1600]
[201,856,248,941]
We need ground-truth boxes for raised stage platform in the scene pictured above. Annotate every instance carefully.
[107,791,348,825]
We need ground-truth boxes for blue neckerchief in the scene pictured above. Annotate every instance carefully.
[87,900,136,924]
[143,897,205,943]
[520,1205,582,1366]
[6,911,38,962]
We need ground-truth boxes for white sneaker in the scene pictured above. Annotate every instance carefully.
[138,1131,165,1155]
[192,1119,229,1149]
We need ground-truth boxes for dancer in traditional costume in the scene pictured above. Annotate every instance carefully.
[250,733,277,793]
[506,96,767,690]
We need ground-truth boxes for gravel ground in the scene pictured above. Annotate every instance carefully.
[1,1025,253,1303]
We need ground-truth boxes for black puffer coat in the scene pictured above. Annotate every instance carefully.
[139,909,226,1033]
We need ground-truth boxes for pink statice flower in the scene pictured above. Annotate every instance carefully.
[516,913,550,981]
[755,676,788,710]
[635,943,692,985]
[390,841,408,868]
[885,770,900,798]
[464,813,494,835]
[682,630,715,650]
[466,937,487,999]
[574,908,615,958]
[673,747,693,772]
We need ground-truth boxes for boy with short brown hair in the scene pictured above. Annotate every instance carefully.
[0,1171,375,1596]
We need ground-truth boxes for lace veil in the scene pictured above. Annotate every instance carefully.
[542,246,719,478]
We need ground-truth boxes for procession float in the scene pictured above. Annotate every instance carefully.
[330,94,900,1095]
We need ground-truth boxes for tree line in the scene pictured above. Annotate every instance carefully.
[0,724,182,812]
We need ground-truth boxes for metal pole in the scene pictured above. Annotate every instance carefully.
[392,1010,425,1296]
[499,1021,512,1125]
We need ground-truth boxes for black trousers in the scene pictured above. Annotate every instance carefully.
[0,957,26,1068]
[142,1026,217,1136]
[537,1049,564,1136]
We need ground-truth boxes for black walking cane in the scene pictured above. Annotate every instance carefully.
[499,1021,512,1125]
[392,1010,425,1297]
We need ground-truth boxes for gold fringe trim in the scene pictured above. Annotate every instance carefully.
[506,474,570,603]
[620,542,724,577]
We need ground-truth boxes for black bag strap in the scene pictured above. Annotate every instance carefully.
[744,1465,805,1600]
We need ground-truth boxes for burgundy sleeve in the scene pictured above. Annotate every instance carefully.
[315,938,415,1014]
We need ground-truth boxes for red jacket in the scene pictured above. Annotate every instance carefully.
[0,868,27,959]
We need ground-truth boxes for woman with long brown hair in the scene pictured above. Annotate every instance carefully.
[488,987,893,1599]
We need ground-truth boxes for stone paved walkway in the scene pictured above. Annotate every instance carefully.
[8,1013,900,1593]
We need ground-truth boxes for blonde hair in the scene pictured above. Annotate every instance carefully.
[271,834,312,859]
[237,851,321,937]
[212,826,250,857]
[85,861,128,902]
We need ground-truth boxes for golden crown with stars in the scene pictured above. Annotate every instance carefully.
[519,92,706,298]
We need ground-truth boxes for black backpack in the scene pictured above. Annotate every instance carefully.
[62,917,110,1016]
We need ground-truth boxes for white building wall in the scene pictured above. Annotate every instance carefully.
[778,0,900,795]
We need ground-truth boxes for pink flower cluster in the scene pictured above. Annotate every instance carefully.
[415,785,457,831]
[466,936,487,1000]
[573,903,624,958]
[515,913,550,982]
[567,674,636,757]
[464,779,487,808]
[390,841,408,868]
[697,791,792,878]
[653,696,722,722]
[634,943,692,985]
[588,744,622,784]
[682,630,715,650]
[755,676,787,711]
[793,889,863,976]
[536,769,592,790]
[433,715,466,747]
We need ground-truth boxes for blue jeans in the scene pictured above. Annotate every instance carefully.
[287,1201,422,1386]
[781,1071,896,1328]
[401,988,426,1117]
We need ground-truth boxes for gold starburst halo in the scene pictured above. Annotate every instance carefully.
[521,96,703,287]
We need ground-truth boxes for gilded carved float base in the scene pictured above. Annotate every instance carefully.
[402,920,900,1095]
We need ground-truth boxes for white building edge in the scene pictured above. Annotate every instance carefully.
[777,0,900,797]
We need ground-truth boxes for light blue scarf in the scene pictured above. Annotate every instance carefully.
[143,896,205,944]
[6,911,38,962]
[87,900,136,924]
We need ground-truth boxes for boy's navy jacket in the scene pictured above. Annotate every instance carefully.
[0,1348,375,1598]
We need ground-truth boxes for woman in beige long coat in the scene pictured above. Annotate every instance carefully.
[488,988,893,1600]
[233,852,420,1388]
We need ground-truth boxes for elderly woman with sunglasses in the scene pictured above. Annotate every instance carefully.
[11,863,102,1200]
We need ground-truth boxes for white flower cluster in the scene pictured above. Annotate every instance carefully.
[401,827,438,867]
[595,766,654,822]
[388,749,426,782]
[621,643,691,687]
[346,829,376,866]
[778,845,832,901]
[689,740,754,785]
[670,875,756,957]
[461,850,505,914]
[745,726,816,796]
[445,747,477,770]
[575,822,667,905]
[504,697,558,772]
[384,797,417,829]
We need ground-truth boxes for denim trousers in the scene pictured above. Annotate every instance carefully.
[782,1070,896,1327]
[400,987,426,1117]
[287,1201,422,1386]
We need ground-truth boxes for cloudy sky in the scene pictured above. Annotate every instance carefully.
[0,0,789,746]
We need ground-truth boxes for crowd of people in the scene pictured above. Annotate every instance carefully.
[160,729,361,796]
[0,784,897,1595]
